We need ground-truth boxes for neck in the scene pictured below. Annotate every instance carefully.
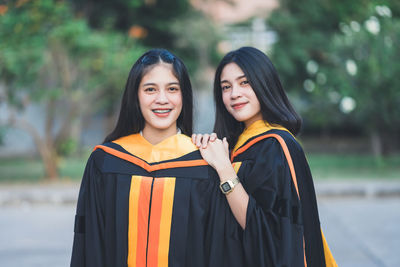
[142,125,178,145]
[244,114,263,128]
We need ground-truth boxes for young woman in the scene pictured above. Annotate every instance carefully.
[193,47,337,267]
[70,49,230,267]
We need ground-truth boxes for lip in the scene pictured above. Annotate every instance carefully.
[152,108,172,117]
[231,102,248,110]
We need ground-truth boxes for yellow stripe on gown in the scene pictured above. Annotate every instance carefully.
[321,230,338,267]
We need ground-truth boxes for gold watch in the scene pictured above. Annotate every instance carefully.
[220,177,240,195]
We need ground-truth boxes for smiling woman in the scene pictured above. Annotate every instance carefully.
[103,49,193,143]
[70,49,237,267]
[138,63,183,145]
[193,47,338,267]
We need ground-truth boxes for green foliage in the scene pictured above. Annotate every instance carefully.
[0,0,146,178]
[0,0,145,108]
[58,137,78,156]
[0,0,146,115]
[268,0,370,132]
[69,0,219,76]
[268,1,400,144]
[331,8,400,133]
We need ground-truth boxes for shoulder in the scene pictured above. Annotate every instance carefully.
[85,145,110,172]
[233,129,301,160]
[174,134,199,151]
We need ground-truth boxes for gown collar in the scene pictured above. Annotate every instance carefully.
[112,133,198,163]
[233,120,290,152]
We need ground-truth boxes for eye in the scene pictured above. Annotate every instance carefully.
[144,87,156,93]
[168,86,180,92]
[240,80,249,86]
[221,84,231,91]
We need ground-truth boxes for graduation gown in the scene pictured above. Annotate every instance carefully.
[228,120,337,267]
[71,128,337,267]
[70,133,245,267]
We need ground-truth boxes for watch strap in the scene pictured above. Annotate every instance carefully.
[220,176,240,195]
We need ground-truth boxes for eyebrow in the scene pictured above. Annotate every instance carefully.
[220,75,246,84]
[142,82,180,87]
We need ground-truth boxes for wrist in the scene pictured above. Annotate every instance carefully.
[219,176,240,195]
[216,164,237,182]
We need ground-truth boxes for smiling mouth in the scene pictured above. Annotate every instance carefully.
[152,109,172,117]
[231,102,247,110]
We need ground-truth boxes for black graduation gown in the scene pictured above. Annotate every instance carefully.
[227,120,335,267]
[70,133,246,267]
[70,129,336,267]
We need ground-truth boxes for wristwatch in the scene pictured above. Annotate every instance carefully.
[220,177,240,195]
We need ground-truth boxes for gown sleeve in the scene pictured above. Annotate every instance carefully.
[241,138,305,267]
[70,152,105,267]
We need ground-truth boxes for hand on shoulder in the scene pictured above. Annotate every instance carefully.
[191,133,231,171]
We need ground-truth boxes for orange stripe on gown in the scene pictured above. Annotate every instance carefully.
[128,176,176,267]
[147,179,165,266]
[157,178,175,267]
[127,176,152,267]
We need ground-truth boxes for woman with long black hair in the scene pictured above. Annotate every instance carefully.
[71,49,230,267]
[193,47,337,267]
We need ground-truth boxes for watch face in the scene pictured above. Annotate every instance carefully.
[221,182,232,192]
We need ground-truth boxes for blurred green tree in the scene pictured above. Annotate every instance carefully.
[0,0,145,179]
[331,6,400,158]
[268,0,400,156]
[70,0,220,76]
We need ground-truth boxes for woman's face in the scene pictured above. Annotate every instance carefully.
[220,62,262,127]
[138,63,182,134]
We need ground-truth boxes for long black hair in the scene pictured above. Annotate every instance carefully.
[104,49,193,143]
[213,47,302,148]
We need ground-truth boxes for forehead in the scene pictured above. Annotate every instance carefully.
[220,62,245,82]
[141,63,178,83]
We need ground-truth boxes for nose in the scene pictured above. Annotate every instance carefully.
[230,84,242,99]
[155,89,169,104]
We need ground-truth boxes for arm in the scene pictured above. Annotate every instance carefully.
[192,134,248,229]
[211,149,249,230]
[193,134,306,266]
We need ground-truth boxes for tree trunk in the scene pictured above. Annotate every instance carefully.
[10,115,60,180]
[370,130,383,165]
[39,142,59,180]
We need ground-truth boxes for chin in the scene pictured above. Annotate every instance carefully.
[232,114,249,123]
[150,121,177,131]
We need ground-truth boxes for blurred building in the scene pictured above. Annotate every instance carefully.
[192,0,278,53]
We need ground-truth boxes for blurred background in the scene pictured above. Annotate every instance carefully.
[0,0,399,266]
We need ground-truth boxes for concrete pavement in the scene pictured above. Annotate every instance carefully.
[1,179,400,206]
[0,179,399,267]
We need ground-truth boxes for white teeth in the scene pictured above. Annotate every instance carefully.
[153,109,171,114]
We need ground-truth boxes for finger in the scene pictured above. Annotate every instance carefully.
[202,134,210,149]
[191,134,196,144]
[210,133,217,142]
[194,134,203,147]
[223,137,229,154]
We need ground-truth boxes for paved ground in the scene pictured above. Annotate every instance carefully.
[319,197,400,267]
[0,205,74,267]
[0,181,399,267]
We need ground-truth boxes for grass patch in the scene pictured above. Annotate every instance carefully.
[307,154,400,179]
[0,155,89,183]
[0,153,399,182]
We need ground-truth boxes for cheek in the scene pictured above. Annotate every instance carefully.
[138,91,152,105]
[171,93,183,110]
